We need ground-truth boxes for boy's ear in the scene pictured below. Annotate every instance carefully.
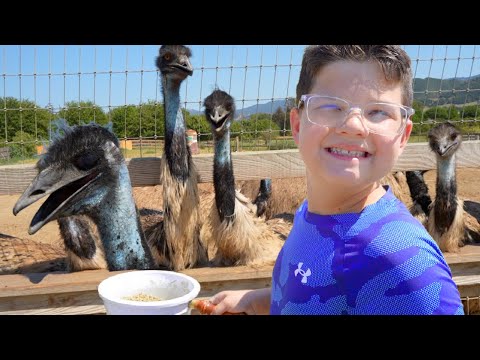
[399,119,413,149]
[290,107,301,145]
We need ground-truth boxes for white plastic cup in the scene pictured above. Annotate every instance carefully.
[97,270,201,315]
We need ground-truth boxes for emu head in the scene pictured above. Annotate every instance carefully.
[13,122,124,235]
[428,122,462,158]
[203,89,236,135]
[155,45,193,81]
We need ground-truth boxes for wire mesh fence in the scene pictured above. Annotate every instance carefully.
[0,45,479,165]
[462,296,480,315]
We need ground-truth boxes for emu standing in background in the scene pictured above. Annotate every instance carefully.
[203,89,285,266]
[252,178,272,218]
[427,122,480,252]
[13,122,154,271]
[405,170,432,225]
[238,177,303,222]
[146,45,208,270]
[239,172,414,223]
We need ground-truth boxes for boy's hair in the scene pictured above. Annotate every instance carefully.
[296,45,413,107]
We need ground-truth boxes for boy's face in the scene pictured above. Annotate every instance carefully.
[290,60,412,190]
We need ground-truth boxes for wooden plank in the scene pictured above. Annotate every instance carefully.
[1,304,106,315]
[444,245,480,275]
[443,244,480,261]
[452,274,480,298]
[0,292,106,315]
[2,141,480,195]
[0,265,272,315]
[446,248,480,278]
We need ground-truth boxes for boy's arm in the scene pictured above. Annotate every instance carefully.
[388,248,464,315]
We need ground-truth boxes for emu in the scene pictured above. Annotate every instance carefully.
[9,120,108,273]
[13,122,155,271]
[405,170,432,225]
[252,178,272,218]
[202,89,286,266]
[238,172,413,224]
[426,122,480,252]
[145,45,209,271]
[238,177,306,223]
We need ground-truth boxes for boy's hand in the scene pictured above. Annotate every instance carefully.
[209,288,271,315]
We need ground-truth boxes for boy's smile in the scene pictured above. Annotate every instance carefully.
[327,145,371,159]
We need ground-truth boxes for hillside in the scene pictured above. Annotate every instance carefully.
[187,74,480,116]
[413,74,480,106]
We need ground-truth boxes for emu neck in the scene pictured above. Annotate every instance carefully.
[435,154,458,233]
[162,77,190,182]
[93,164,153,270]
[213,130,236,223]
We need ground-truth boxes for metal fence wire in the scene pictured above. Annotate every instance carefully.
[462,296,480,315]
[0,45,479,164]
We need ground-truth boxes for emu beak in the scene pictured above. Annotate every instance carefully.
[13,167,75,215]
[173,54,193,76]
[209,107,230,132]
[438,141,457,156]
[13,166,99,234]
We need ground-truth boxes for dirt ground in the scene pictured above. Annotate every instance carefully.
[1,168,480,248]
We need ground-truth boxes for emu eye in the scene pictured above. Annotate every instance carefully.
[164,53,171,61]
[74,153,99,171]
[450,133,457,141]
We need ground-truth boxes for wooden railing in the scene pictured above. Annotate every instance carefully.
[0,265,273,315]
[2,141,480,195]
[1,247,479,315]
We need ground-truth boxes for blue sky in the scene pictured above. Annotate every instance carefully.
[0,45,478,112]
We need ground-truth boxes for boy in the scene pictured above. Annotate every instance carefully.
[208,45,464,315]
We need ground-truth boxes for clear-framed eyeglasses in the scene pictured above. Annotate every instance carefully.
[298,94,415,136]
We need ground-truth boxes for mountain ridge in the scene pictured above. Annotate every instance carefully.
[187,74,480,115]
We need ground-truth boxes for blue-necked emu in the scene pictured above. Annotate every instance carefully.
[426,122,480,252]
[13,122,154,271]
[145,45,209,270]
[202,89,286,266]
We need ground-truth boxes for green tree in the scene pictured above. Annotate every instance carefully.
[185,113,211,141]
[271,98,295,136]
[272,107,287,130]
[411,100,425,124]
[108,101,164,139]
[0,97,52,143]
[110,105,142,139]
[284,97,295,135]
[8,130,37,158]
[424,106,450,120]
[137,101,165,138]
[446,105,460,120]
[56,101,108,126]
[231,114,281,145]
[459,105,479,119]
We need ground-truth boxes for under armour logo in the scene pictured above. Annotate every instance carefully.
[294,262,311,284]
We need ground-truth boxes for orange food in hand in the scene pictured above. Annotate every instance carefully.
[190,299,216,314]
